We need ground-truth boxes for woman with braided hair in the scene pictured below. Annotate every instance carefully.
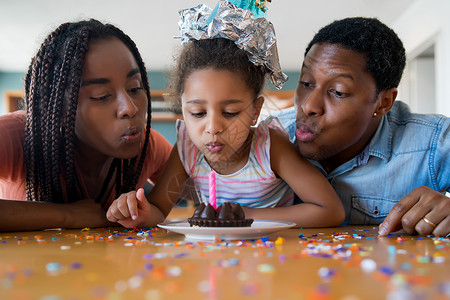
[0,19,172,231]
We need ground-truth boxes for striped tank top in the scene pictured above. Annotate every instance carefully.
[176,116,294,208]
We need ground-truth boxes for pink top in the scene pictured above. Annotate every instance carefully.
[176,116,294,207]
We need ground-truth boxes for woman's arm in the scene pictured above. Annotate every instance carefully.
[0,199,114,232]
[1,113,115,232]
[243,129,345,227]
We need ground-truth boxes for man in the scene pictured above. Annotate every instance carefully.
[274,17,449,236]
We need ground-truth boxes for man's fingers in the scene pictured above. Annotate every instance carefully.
[415,210,450,236]
[432,215,450,236]
[378,219,402,236]
[415,216,437,236]
[378,191,419,235]
[379,186,450,236]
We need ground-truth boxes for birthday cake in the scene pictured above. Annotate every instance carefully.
[188,202,254,227]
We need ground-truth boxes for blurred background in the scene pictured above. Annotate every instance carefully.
[1,0,449,143]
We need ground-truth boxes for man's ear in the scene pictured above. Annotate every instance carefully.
[252,96,265,123]
[375,88,397,116]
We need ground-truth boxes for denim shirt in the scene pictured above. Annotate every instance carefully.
[273,101,450,225]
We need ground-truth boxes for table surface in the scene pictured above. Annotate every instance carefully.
[1,207,449,300]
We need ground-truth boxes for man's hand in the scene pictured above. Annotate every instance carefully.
[378,186,450,236]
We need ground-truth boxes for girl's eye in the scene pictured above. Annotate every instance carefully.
[190,112,206,118]
[90,94,110,101]
[330,89,350,98]
[223,111,239,118]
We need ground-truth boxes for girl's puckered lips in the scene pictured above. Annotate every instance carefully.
[206,142,224,153]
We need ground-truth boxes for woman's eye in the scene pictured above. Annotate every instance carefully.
[90,94,110,101]
[129,87,144,93]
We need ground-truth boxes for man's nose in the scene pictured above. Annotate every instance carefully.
[300,88,324,116]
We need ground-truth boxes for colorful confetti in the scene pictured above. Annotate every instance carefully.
[1,226,448,299]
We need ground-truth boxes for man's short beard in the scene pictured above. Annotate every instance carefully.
[296,141,337,162]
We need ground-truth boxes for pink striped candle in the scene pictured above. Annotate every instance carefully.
[208,171,217,210]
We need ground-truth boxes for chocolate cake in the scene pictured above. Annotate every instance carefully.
[188,202,254,227]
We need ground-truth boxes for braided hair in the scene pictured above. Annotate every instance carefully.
[24,19,152,204]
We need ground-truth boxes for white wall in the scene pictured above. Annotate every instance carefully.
[393,0,450,116]
[409,57,436,114]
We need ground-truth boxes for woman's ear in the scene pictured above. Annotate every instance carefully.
[375,88,397,116]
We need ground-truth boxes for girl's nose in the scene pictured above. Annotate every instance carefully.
[205,114,222,135]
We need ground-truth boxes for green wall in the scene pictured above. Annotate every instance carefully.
[0,72,25,114]
[276,71,299,91]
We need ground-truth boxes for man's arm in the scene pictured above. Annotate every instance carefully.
[378,186,450,236]
[0,199,114,232]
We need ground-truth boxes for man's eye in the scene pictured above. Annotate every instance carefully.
[330,89,349,98]
[300,81,312,88]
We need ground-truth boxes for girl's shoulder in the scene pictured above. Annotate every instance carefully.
[255,115,289,138]
[250,116,291,167]
[259,116,296,154]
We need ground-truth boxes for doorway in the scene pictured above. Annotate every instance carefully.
[403,43,437,114]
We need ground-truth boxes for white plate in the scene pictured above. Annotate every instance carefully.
[157,220,296,241]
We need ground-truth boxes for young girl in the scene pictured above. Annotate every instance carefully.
[0,19,172,231]
[106,1,345,228]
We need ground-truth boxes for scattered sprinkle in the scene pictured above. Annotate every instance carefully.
[360,258,377,273]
